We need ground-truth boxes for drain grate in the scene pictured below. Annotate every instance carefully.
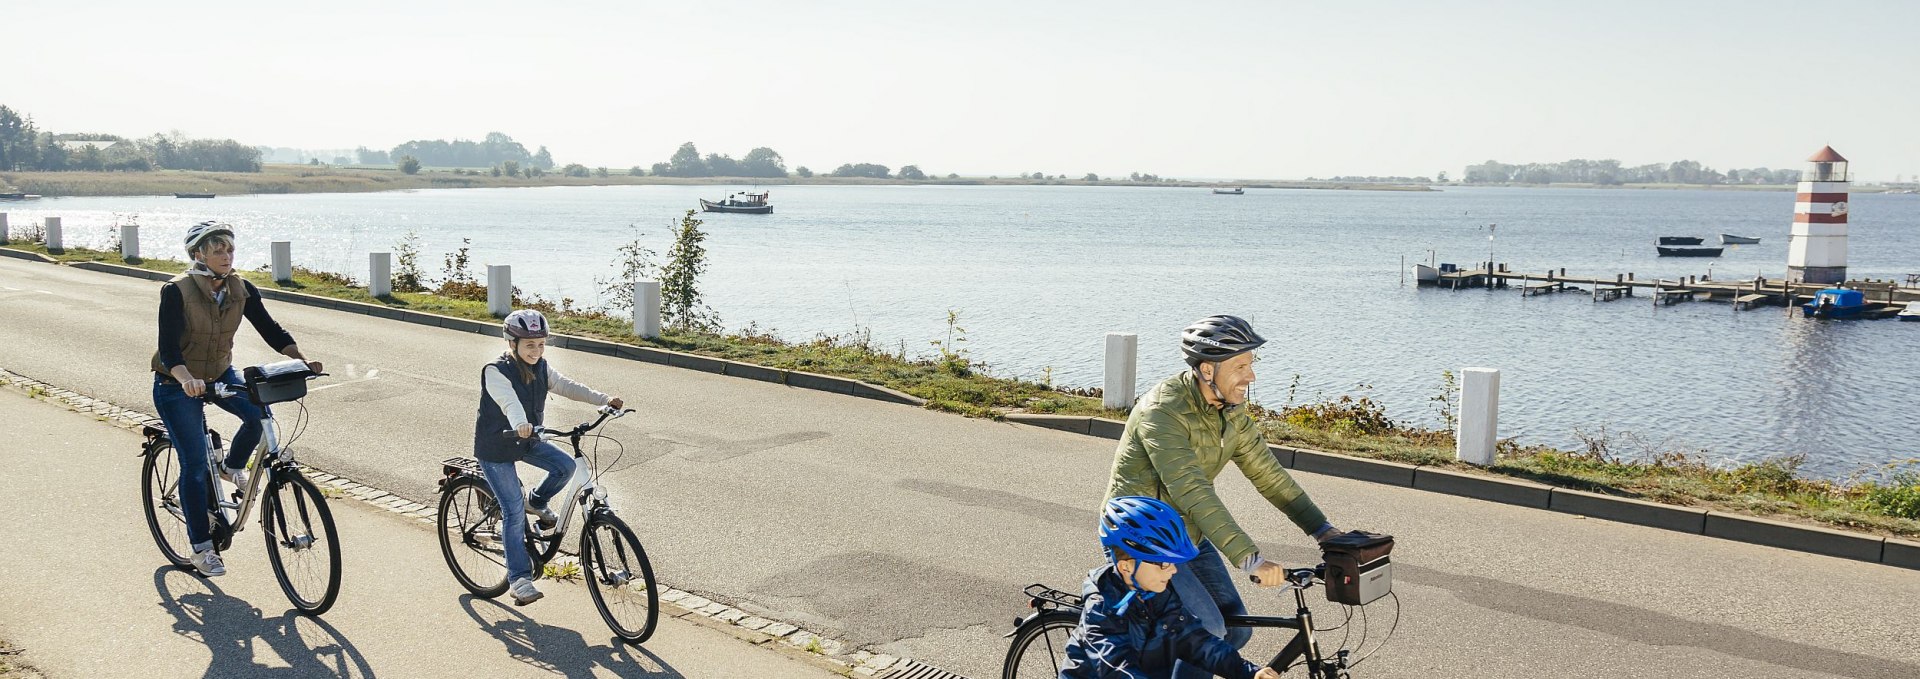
[878,660,972,679]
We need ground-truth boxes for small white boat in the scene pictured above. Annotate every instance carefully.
[1900,302,1920,322]
[1720,233,1761,245]
[1212,187,1244,195]
[1414,264,1439,284]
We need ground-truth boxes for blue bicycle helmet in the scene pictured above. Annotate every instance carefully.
[1100,496,1200,565]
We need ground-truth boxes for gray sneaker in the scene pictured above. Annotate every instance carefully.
[220,465,249,491]
[526,503,559,530]
[509,577,544,606]
[191,549,226,577]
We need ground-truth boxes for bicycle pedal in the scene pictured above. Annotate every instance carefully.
[218,499,240,509]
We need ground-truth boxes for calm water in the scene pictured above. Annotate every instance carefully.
[11,185,1920,476]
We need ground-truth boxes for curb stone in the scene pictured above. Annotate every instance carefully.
[0,367,949,674]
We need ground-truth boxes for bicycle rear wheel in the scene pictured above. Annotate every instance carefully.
[437,476,510,598]
[1002,611,1078,679]
[580,510,658,644]
[262,469,342,615]
[139,439,194,568]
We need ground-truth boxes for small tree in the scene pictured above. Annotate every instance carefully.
[659,210,720,332]
[1083,173,1099,181]
[398,155,422,175]
[489,165,502,177]
[563,163,590,177]
[595,225,659,312]
[393,230,427,293]
[594,166,610,177]
[502,160,520,177]
[897,165,927,180]
[628,166,645,176]
[795,166,813,178]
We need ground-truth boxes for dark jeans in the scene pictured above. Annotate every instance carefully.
[152,368,267,552]
[1170,540,1252,679]
[479,441,576,582]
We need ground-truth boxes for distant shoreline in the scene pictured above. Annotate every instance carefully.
[0,165,1434,198]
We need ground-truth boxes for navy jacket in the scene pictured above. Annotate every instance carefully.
[473,355,548,462]
[1058,565,1260,679]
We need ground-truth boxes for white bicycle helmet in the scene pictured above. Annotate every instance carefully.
[182,221,235,256]
[503,309,550,339]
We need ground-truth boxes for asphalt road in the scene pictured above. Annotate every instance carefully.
[3,255,1917,678]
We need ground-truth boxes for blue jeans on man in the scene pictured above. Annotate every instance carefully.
[1169,540,1252,679]
[151,368,267,553]
[479,441,576,582]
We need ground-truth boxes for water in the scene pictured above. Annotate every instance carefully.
[11,185,1919,477]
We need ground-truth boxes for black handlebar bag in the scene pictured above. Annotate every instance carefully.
[243,360,314,406]
[1321,531,1394,605]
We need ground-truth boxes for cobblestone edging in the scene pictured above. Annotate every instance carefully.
[0,367,952,678]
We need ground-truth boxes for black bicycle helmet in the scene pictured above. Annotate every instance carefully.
[1180,315,1266,366]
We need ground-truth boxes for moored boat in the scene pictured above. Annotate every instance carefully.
[699,191,771,214]
[1720,233,1761,245]
[1657,246,1723,257]
[1659,236,1704,245]
[0,193,40,200]
[174,193,215,199]
[1212,187,1245,195]
[1800,288,1868,319]
[1900,302,1920,322]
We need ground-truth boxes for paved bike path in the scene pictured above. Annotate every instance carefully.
[0,387,838,679]
[4,256,1919,678]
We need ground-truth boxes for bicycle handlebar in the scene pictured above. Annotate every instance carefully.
[201,372,328,401]
[498,406,633,441]
[1248,564,1325,586]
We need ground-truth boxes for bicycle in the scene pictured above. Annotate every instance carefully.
[1003,544,1399,679]
[435,405,660,644]
[139,360,342,615]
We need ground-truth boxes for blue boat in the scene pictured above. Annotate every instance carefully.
[1800,288,1868,319]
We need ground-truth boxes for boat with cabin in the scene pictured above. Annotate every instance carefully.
[1801,288,1868,319]
[699,191,772,214]
[1212,187,1245,195]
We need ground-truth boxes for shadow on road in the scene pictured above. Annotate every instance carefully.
[457,594,683,678]
[152,565,376,678]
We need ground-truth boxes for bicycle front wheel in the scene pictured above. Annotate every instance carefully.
[1002,611,1078,679]
[262,469,342,615]
[580,510,658,644]
[139,439,194,568]
[437,476,509,598]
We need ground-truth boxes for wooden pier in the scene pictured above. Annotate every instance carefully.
[1422,263,1919,318]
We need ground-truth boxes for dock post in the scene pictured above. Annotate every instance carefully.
[271,241,292,283]
[369,252,391,298]
[44,217,62,253]
[634,280,661,338]
[0,213,8,243]
[1103,333,1138,410]
[1457,368,1500,466]
[486,264,511,317]
[120,223,139,261]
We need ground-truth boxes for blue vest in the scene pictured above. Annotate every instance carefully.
[473,355,549,462]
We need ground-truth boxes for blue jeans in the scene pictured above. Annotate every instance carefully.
[1170,540,1252,679]
[152,368,268,553]
[479,441,576,582]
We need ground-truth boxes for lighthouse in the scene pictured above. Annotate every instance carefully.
[1788,146,1850,285]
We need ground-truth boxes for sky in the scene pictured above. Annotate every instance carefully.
[9,0,1919,180]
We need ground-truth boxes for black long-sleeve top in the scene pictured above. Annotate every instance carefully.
[156,278,297,371]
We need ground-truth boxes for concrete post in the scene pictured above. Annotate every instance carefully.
[487,264,511,317]
[45,217,62,252]
[1103,333,1138,410]
[0,213,8,243]
[369,252,391,298]
[120,224,139,260]
[271,241,292,282]
[1456,367,1500,466]
[634,280,661,338]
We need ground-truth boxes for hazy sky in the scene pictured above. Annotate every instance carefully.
[11,0,1919,180]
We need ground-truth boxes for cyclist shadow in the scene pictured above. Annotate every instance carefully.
[457,594,682,678]
[152,566,376,678]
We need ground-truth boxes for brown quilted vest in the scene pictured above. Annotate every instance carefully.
[150,272,249,381]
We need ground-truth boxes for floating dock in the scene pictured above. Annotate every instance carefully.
[1422,262,1919,318]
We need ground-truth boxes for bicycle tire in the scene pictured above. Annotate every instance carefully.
[139,439,195,568]
[262,469,343,615]
[1001,611,1079,679]
[580,510,659,644]
[437,476,510,598]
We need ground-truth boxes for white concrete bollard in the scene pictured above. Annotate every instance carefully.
[271,241,292,283]
[1103,332,1138,410]
[44,217,62,252]
[0,213,9,243]
[1456,367,1501,466]
[487,264,512,317]
[121,224,140,260]
[369,252,391,298]
[634,280,661,338]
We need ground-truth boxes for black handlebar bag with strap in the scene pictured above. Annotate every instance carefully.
[1321,531,1394,605]
[243,359,314,406]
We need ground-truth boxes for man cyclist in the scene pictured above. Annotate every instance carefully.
[1104,315,1338,679]
[151,221,323,577]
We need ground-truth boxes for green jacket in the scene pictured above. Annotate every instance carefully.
[1105,372,1328,567]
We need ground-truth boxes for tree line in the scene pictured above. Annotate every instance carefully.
[1463,159,1802,185]
[0,105,261,172]
[373,132,555,170]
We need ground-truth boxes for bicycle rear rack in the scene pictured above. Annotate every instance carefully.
[441,456,484,480]
[1024,583,1084,612]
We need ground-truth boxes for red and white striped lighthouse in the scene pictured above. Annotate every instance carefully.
[1788,145,1850,284]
